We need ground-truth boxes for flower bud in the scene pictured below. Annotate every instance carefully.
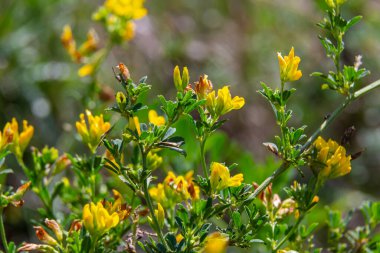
[195,74,213,99]
[173,66,182,92]
[34,226,58,246]
[181,67,189,90]
[116,92,127,111]
[69,219,82,234]
[45,219,63,242]
[155,203,165,229]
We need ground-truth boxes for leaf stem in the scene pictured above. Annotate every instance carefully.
[0,208,8,253]
[139,145,168,249]
[200,137,209,178]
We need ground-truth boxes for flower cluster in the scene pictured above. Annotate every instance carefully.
[76,110,111,153]
[312,136,351,181]
[206,86,245,118]
[149,171,200,208]
[0,118,34,159]
[202,232,229,253]
[277,47,302,83]
[83,201,120,237]
[93,0,147,43]
[210,162,243,192]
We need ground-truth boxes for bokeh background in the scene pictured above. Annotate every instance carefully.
[1,0,380,250]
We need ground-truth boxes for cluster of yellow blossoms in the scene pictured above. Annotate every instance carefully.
[0,118,34,159]
[173,66,245,119]
[93,0,147,42]
[83,202,120,237]
[61,26,99,77]
[76,110,111,153]
[326,0,346,9]
[312,136,351,181]
[210,162,244,192]
[277,47,302,83]
[149,171,200,208]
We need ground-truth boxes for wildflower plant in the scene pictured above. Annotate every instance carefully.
[1,1,380,253]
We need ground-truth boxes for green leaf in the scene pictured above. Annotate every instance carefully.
[232,211,242,228]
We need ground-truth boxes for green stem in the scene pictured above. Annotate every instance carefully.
[200,137,209,178]
[274,213,306,251]
[0,208,8,253]
[244,78,380,205]
[140,145,168,249]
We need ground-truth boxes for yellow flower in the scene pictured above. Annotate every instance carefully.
[154,203,165,229]
[122,21,135,41]
[149,171,200,208]
[277,47,302,83]
[312,136,351,180]
[206,86,245,117]
[148,110,166,126]
[78,64,95,77]
[76,110,111,153]
[195,74,213,99]
[210,162,244,192]
[128,116,141,136]
[325,0,346,8]
[146,151,163,170]
[0,118,34,158]
[102,190,130,220]
[104,0,147,20]
[203,232,229,253]
[173,65,190,92]
[82,201,119,237]
[78,29,98,56]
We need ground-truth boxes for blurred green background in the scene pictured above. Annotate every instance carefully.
[1,0,380,250]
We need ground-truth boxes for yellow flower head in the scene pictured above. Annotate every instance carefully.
[128,116,141,136]
[277,47,302,83]
[78,64,95,77]
[203,232,229,253]
[154,203,165,229]
[78,29,99,56]
[146,151,163,170]
[82,201,119,237]
[325,0,346,9]
[104,0,147,20]
[76,110,111,152]
[312,136,351,180]
[206,86,245,117]
[122,21,136,41]
[61,25,81,63]
[0,118,34,158]
[210,162,244,192]
[195,74,213,99]
[149,171,200,208]
[148,110,166,126]
[173,65,190,92]
[102,190,130,220]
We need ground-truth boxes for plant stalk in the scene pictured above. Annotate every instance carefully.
[244,78,380,205]
[0,208,8,253]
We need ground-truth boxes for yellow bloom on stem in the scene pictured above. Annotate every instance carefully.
[122,21,136,41]
[149,171,200,208]
[195,74,213,99]
[210,162,244,192]
[325,0,346,8]
[82,201,119,237]
[203,232,229,253]
[0,118,34,159]
[206,86,245,117]
[312,136,351,180]
[78,63,95,77]
[277,47,302,83]
[148,110,166,126]
[128,116,141,136]
[76,110,111,153]
[104,0,147,19]
[173,65,190,92]
[154,203,165,229]
[78,29,98,56]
